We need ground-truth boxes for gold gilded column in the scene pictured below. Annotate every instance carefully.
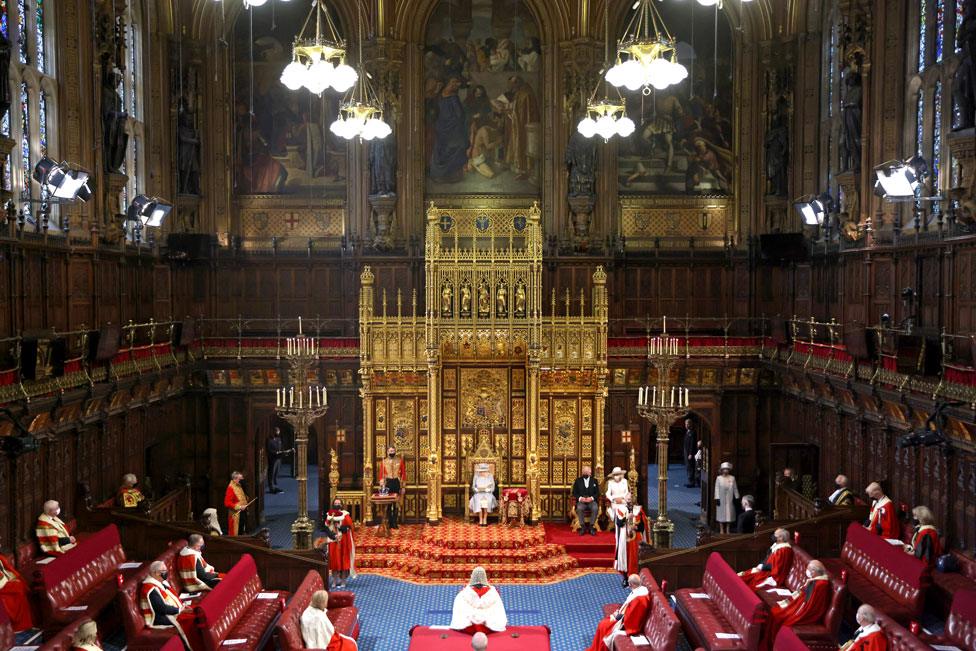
[527,355,543,519]
[361,387,374,524]
[426,357,441,522]
[594,378,606,480]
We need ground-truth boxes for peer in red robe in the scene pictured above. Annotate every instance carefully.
[740,529,793,589]
[761,562,832,651]
[588,575,651,651]
[864,483,898,538]
[845,605,888,651]
[324,499,356,589]
[0,552,33,632]
[626,506,650,577]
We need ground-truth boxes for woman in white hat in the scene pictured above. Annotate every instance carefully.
[469,463,497,526]
[605,466,632,585]
[714,462,739,534]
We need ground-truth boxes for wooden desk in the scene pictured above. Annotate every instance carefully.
[370,493,399,538]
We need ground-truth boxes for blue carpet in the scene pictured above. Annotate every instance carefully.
[647,463,703,548]
[262,463,320,548]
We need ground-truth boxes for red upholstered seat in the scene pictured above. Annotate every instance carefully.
[117,540,187,651]
[192,553,290,651]
[755,544,847,646]
[920,588,976,650]
[932,550,976,615]
[16,518,80,575]
[160,636,186,651]
[602,568,660,618]
[37,617,96,651]
[820,522,929,625]
[614,590,681,651]
[31,524,128,634]
[873,612,930,651]
[407,625,551,650]
[275,570,360,650]
[675,552,768,650]
[773,627,812,651]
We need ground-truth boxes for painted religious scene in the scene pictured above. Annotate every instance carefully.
[617,3,734,194]
[232,2,347,195]
[424,0,543,195]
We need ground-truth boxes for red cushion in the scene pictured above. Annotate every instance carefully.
[275,571,359,651]
[118,540,187,649]
[407,625,551,650]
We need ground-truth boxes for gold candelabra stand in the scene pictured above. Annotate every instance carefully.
[275,317,328,550]
[636,329,689,549]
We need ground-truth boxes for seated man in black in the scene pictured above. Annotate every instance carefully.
[572,465,601,535]
[736,494,757,534]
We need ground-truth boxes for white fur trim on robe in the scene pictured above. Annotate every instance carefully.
[301,606,358,649]
[449,585,508,632]
[604,586,649,650]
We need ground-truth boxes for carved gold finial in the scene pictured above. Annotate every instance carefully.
[593,265,607,284]
[427,201,438,221]
[360,266,375,284]
[529,201,541,220]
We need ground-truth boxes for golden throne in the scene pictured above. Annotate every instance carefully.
[463,435,504,523]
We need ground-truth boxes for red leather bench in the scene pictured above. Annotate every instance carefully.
[615,589,681,651]
[118,540,188,651]
[275,570,359,650]
[821,523,930,625]
[919,588,976,650]
[932,550,976,615]
[753,544,847,646]
[0,603,14,650]
[160,636,185,651]
[407,625,551,650]
[15,518,80,574]
[773,627,811,651]
[779,612,930,651]
[602,567,660,618]
[30,524,137,634]
[675,552,768,650]
[190,553,289,651]
[37,617,97,651]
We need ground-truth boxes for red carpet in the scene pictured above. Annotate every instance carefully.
[542,523,616,569]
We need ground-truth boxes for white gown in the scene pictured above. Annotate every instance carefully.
[605,478,632,572]
[469,473,497,513]
[449,585,508,632]
[300,606,358,649]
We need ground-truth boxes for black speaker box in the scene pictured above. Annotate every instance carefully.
[89,324,121,362]
[49,338,67,377]
[166,233,213,260]
[759,233,809,264]
[20,339,38,380]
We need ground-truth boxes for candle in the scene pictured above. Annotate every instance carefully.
[298,316,302,335]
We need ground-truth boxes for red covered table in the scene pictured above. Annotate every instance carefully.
[408,626,551,650]
[500,488,531,526]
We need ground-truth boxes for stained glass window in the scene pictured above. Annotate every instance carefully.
[2,155,11,192]
[1,111,8,137]
[957,0,965,53]
[933,80,942,183]
[38,89,46,155]
[16,0,25,64]
[919,0,928,70]
[19,81,28,189]
[0,0,8,39]
[936,0,946,62]
[916,91,925,155]
[34,0,43,71]
[827,23,838,118]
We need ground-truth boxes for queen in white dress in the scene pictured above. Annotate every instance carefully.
[469,463,497,526]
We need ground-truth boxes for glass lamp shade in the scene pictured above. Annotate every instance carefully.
[305,59,335,94]
[696,0,720,5]
[595,114,618,140]
[616,116,636,137]
[280,60,307,90]
[244,0,268,7]
[363,117,392,140]
[577,116,597,138]
[330,63,359,92]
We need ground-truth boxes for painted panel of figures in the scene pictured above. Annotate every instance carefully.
[618,4,734,194]
[424,0,542,195]
[232,3,347,195]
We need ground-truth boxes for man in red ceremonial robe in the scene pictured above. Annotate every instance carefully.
[626,506,650,577]
[324,498,356,589]
[117,473,145,509]
[588,574,651,651]
[0,549,33,631]
[761,560,833,650]
[739,528,793,589]
[140,561,189,646]
[450,567,507,634]
[843,605,887,651]
[177,534,222,593]
[223,471,249,536]
[864,482,898,538]
[378,446,406,529]
[36,500,76,555]
[904,506,941,565]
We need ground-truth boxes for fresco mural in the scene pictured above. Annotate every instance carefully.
[424,0,542,195]
[617,3,734,195]
[233,3,347,195]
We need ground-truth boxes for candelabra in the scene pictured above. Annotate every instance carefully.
[275,317,328,549]
[636,326,689,549]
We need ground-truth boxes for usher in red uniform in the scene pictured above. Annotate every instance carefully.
[740,542,793,589]
[761,575,832,650]
[223,481,248,536]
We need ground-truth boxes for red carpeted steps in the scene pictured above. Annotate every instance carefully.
[542,522,616,570]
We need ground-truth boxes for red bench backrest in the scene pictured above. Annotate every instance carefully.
[37,617,93,651]
[946,589,976,649]
[786,544,847,638]
[117,540,187,642]
[36,525,125,616]
[193,553,263,651]
[642,589,680,651]
[840,522,929,614]
[160,636,186,651]
[702,552,767,649]
[875,612,930,651]
[276,570,322,651]
[773,626,811,651]
[639,567,660,593]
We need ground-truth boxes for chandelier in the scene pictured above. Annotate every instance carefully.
[576,0,635,141]
[280,0,357,95]
[606,0,688,93]
[328,4,392,141]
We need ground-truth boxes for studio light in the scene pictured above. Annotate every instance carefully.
[127,195,173,228]
[874,155,928,202]
[31,157,93,201]
[606,0,688,94]
[280,0,356,95]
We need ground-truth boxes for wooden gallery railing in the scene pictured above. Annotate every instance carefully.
[79,481,194,529]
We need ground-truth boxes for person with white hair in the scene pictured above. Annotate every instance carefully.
[70,620,103,650]
[469,463,497,526]
[117,473,145,509]
[450,567,507,634]
[223,471,249,536]
[844,604,887,650]
[905,505,941,565]
[178,534,221,593]
[828,474,854,507]
[605,467,631,586]
[739,528,793,589]
[714,462,739,534]
[471,631,488,650]
[586,574,650,651]
[864,482,897,538]
[36,500,76,555]
[761,560,832,650]
[300,590,358,650]
[201,507,223,536]
[139,561,185,630]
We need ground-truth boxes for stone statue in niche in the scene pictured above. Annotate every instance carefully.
[368,134,397,196]
[514,280,526,317]
[496,282,508,317]
[954,0,976,130]
[840,71,863,172]
[460,281,472,316]
[764,96,790,197]
[441,283,453,317]
[565,130,597,197]
[177,100,201,195]
[102,65,128,173]
[0,33,10,121]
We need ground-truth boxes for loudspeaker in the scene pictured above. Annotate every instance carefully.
[759,233,808,264]
[49,338,67,377]
[174,318,196,347]
[89,324,121,362]
[166,233,212,260]
[19,339,38,380]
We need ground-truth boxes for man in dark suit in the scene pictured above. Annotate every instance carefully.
[572,465,600,535]
[265,428,292,494]
[683,418,698,487]
[735,494,757,534]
